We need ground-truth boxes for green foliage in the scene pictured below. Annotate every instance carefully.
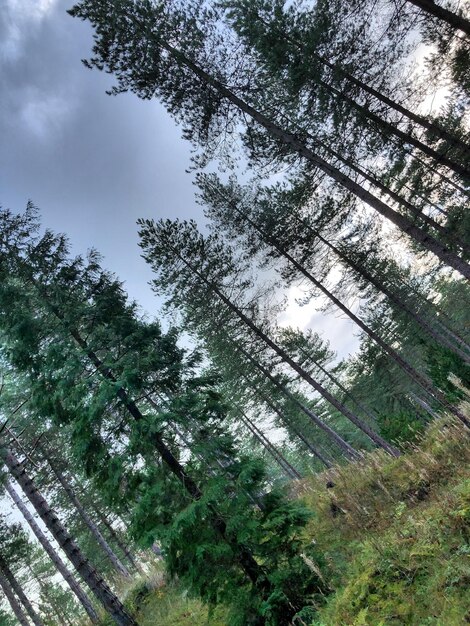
[301,417,470,625]
[377,409,425,447]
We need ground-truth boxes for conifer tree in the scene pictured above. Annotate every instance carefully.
[69,0,470,278]
[3,478,100,624]
[0,206,330,625]
[138,217,402,454]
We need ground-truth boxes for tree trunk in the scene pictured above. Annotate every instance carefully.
[160,40,470,279]
[257,389,334,466]
[0,553,44,626]
[92,508,140,572]
[236,344,357,463]
[205,165,470,365]
[4,478,100,625]
[39,448,131,579]
[238,409,302,479]
[3,450,138,626]
[310,134,470,257]
[294,346,380,423]
[165,235,402,456]
[317,52,470,156]
[406,0,470,35]
[208,188,469,424]
[0,568,31,626]
[314,75,470,180]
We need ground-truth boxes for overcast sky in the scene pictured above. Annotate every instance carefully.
[0,0,359,355]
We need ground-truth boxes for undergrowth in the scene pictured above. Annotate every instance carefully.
[89,416,470,626]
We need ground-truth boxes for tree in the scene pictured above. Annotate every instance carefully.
[138,217,401,455]
[0,206,330,624]
[1,448,137,626]
[3,478,100,624]
[69,0,470,278]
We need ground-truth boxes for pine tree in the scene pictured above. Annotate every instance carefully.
[69,0,470,278]
[0,206,330,624]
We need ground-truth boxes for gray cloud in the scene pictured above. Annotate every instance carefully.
[1,1,198,314]
[0,1,358,358]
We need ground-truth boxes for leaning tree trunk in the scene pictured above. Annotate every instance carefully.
[406,0,470,35]
[315,51,470,156]
[207,178,470,364]
[3,450,138,626]
[0,553,44,626]
[238,409,302,479]
[92,507,140,572]
[39,448,131,579]
[162,238,401,456]
[159,40,470,279]
[4,478,100,625]
[261,391,336,465]
[0,568,31,626]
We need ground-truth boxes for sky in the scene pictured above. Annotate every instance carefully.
[0,0,360,355]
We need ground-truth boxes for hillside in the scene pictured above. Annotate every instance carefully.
[90,415,470,625]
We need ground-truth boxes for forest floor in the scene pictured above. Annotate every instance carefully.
[91,414,470,626]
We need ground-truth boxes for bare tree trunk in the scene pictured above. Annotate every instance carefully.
[39,447,131,579]
[0,568,31,626]
[160,39,470,279]
[4,478,100,624]
[238,410,302,479]
[258,390,334,466]
[0,553,43,626]
[406,0,470,35]
[317,55,470,156]
[92,507,140,572]
[3,450,138,626]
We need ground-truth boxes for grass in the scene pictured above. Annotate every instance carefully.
[300,417,470,625]
[89,415,470,626]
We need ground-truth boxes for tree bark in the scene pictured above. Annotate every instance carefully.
[0,553,44,626]
[39,448,131,579]
[3,450,138,626]
[4,478,100,625]
[406,0,470,35]
[0,568,31,626]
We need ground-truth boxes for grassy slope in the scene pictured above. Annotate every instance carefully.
[302,417,470,625]
[93,417,470,626]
